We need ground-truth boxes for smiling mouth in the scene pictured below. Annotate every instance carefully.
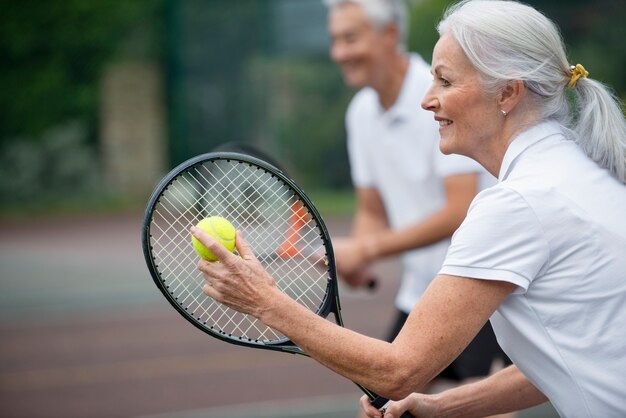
[438,119,453,127]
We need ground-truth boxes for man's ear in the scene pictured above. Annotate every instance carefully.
[383,22,400,48]
[499,80,525,114]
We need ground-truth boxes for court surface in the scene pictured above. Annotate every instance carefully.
[0,212,558,417]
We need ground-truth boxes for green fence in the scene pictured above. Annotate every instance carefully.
[165,0,353,189]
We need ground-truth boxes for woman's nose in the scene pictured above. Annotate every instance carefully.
[421,85,438,112]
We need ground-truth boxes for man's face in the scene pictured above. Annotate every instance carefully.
[328,3,394,88]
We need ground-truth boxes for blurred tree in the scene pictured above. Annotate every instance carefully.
[525,0,626,97]
[0,0,164,145]
[267,57,352,188]
[407,0,451,61]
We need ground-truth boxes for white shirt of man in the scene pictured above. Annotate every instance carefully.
[440,121,626,417]
[346,53,493,313]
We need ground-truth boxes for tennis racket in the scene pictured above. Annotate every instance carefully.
[141,151,412,417]
[212,142,379,291]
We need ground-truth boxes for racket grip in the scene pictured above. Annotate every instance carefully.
[370,395,415,418]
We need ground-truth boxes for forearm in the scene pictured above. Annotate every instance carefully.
[370,207,461,259]
[429,365,548,417]
[362,173,478,260]
[351,206,388,238]
[257,276,515,401]
[259,290,432,398]
[196,231,516,403]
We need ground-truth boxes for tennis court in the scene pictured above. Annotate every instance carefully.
[0,212,557,417]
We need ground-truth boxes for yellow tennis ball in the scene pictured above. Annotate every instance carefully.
[191,216,236,261]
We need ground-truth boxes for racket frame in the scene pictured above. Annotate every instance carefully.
[142,152,342,355]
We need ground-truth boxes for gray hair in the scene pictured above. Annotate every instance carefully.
[438,0,626,183]
[322,0,409,51]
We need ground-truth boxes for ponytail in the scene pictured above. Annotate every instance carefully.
[572,77,626,184]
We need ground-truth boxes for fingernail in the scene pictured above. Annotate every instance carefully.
[191,226,198,234]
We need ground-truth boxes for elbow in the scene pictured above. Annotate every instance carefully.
[376,364,429,400]
[383,387,414,402]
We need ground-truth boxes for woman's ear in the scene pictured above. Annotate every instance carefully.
[499,80,525,114]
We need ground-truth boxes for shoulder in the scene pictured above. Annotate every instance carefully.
[407,53,433,84]
[346,88,379,140]
[460,184,549,259]
[390,53,432,106]
[469,184,535,218]
[408,53,431,74]
[458,184,548,249]
[443,185,550,289]
[346,87,378,120]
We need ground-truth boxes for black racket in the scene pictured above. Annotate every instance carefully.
[213,142,379,292]
[141,151,412,417]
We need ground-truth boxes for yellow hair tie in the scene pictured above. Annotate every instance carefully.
[567,64,589,88]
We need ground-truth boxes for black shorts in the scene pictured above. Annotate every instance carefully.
[386,310,512,381]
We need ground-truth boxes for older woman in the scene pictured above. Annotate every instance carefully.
[191,1,626,417]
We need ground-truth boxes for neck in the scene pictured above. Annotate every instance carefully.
[483,109,541,179]
[373,52,409,110]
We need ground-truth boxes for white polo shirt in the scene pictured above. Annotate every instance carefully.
[440,121,626,417]
[346,53,493,313]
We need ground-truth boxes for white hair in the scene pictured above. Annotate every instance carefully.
[438,0,626,183]
[322,0,409,51]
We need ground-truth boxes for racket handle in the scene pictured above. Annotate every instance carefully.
[370,395,415,418]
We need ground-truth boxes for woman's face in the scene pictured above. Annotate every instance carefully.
[421,33,502,160]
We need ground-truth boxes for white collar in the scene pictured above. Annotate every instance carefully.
[498,120,564,181]
[378,54,427,123]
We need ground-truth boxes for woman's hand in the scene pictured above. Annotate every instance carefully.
[359,393,438,418]
[192,227,280,319]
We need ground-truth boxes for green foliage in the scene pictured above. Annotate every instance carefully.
[407,0,453,61]
[0,0,164,144]
[528,0,626,96]
[308,188,356,218]
[265,57,353,189]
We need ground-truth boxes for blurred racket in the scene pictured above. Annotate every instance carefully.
[141,151,411,417]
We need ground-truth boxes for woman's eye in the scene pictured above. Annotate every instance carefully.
[440,77,450,87]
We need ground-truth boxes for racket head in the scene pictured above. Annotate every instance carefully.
[142,152,341,353]
[211,142,286,173]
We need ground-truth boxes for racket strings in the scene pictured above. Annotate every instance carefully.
[196,163,296,254]
[148,159,331,343]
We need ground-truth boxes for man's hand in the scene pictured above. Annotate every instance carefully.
[333,236,377,286]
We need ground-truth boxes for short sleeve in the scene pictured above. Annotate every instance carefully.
[440,186,550,291]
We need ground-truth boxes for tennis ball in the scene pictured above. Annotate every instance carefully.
[191,216,236,261]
